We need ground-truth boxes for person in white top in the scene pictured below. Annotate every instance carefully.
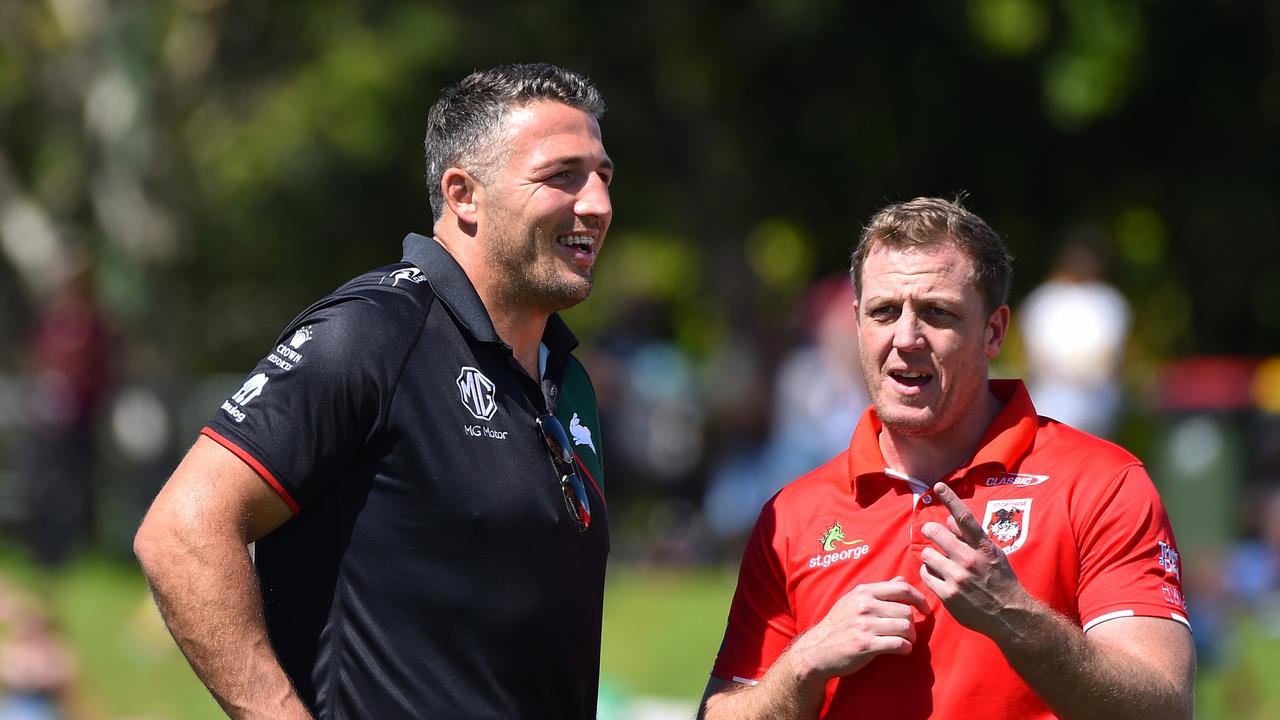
[1019,236,1131,438]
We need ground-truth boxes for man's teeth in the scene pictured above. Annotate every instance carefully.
[895,372,927,379]
[558,235,593,248]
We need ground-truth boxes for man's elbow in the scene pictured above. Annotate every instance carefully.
[134,499,197,582]
[1171,680,1196,720]
[133,510,170,580]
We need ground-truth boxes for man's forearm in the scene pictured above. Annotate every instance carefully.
[700,651,825,720]
[994,603,1193,720]
[136,524,312,720]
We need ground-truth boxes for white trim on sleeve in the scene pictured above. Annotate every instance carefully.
[1082,609,1135,632]
[1083,609,1193,633]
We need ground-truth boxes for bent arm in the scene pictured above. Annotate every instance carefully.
[134,436,310,720]
[922,481,1195,719]
[999,608,1194,719]
[699,578,927,720]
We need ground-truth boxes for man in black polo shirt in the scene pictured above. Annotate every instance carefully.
[135,63,614,719]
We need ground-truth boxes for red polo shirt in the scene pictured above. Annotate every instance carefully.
[711,380,1188,719]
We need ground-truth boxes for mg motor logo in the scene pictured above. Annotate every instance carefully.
[456,366,497,421]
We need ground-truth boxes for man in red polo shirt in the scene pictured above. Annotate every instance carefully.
[699,197,1194,720]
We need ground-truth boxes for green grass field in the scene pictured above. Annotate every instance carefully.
[1,553,1277,719]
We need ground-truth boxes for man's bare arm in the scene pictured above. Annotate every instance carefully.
[920,482,1194,719]
[134,435,311,720]
[698,578,928,720]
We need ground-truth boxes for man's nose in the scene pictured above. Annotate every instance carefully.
[575,172,611,219]
[892,311,926,351]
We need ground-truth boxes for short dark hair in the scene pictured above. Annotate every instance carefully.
[850,196,1013,311]
[424,63,607,221]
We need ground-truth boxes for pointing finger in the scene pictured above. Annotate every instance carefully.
[932,482,984,545]
[946,515,961,537]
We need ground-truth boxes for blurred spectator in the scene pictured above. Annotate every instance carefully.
[20,268,111,566]
[592,300,708,499]
[0,581,76,720]
[704,277,867,547]
[1018,235,1131,438]
[1226,485,1280,631]
[586,299,711,563]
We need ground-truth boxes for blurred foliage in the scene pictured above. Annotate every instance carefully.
[1,0,1278,379]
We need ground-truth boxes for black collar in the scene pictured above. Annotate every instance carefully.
[400,233,578,356]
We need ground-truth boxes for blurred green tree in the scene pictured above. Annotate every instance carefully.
[0,0,1276,376]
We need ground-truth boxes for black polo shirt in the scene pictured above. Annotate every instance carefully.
[203,233,610,719]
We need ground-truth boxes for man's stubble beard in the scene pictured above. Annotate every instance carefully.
[485,221,593,314]
[858,350,948,439]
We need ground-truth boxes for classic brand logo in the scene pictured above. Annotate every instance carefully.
[456,366,497,421]
[807,520,869,568]
[982,498,1032,555]
[984,473,1049,487]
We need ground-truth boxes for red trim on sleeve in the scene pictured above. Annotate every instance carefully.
[573,452,606,511]
[201,427,301,515]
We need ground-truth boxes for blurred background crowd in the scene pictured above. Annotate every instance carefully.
[1,0,1279,718]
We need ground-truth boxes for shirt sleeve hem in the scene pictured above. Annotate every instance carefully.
[1081,607,1191,633]
[201,426,301,514]
[710,665,766,684]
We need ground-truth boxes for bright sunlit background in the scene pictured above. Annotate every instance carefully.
[2,1,1279,718]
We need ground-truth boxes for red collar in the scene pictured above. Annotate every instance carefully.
[847,379,1040,499]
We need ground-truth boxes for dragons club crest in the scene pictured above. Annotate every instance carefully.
[981,498,1033,555]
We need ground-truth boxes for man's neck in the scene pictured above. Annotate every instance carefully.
[877,387,1005,485]
[489,304,548,379]
[432,234,548,378]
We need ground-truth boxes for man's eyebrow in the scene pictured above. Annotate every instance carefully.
[861,289,964,305]
[534,155,614,173]
[860,292,898,304]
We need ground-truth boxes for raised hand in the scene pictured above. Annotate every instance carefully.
[918,482,1034,638]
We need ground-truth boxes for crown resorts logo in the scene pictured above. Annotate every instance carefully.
[289,326,313,349]
[809,520,870,568]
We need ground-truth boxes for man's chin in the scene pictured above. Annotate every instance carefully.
[537,280,593,313]
[874,405,939,437]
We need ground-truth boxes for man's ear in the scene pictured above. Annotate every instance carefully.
[442,167,481,226]
[986,305,1011,359]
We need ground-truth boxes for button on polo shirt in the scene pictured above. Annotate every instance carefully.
[712,380,1186,719]
[204,234,609,719]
